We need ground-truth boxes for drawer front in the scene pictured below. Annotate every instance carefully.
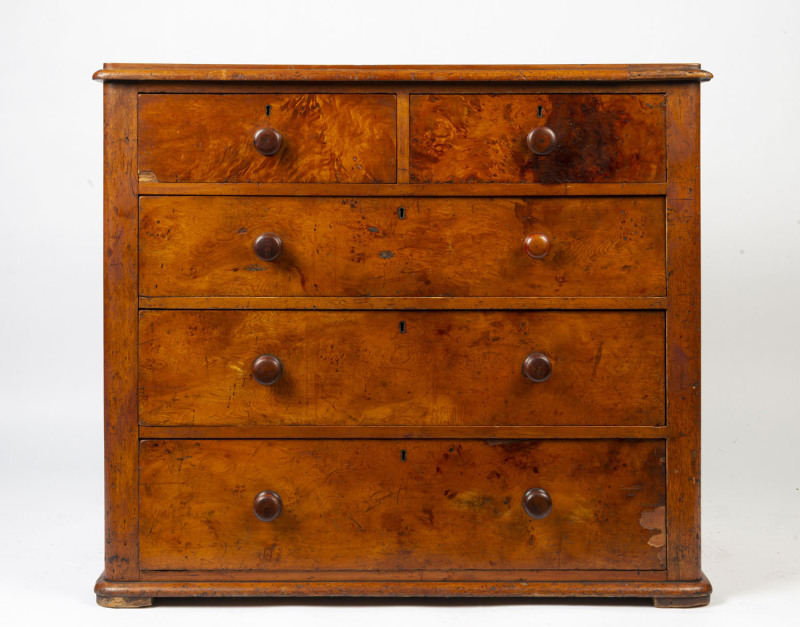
[138,94,397,183]
[139,439,666,572]
[139,310,665,427]
[409,94,666,184]
[139,196,665,298]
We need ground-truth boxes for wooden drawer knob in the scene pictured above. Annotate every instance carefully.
[253,127,283,156]
[523,233,551,259]
[252,354,283,386]
[254,232,283,261]
[253,490,283,522]
[522,488,552,519]
[522,353,552,382]
[526,127,557,155]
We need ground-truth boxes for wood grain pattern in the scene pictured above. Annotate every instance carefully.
[139,439,666,571]
[93,63,713,83]
[134,82,679,96]
[139,196,665,298]
[138,569,667,582]
[664,84,702,581]
[138,94,397,184]
[138,296,668,310]
[97,66,711,605]
[95,573,712,600]
[138,310,665,427]
[102,82,139,580]
[137,425,668,440]
[410,94,666,184]
[138,181,668,196]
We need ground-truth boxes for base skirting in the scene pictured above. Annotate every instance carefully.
[95,572,711,608]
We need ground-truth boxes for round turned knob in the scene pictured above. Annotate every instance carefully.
[253,127,283,156]
[522,353,552,383]
[254,233,283,262]
[523,233,551,259]
[253,490,283,522]
[252,354,283,386]
[522,488,552,520]
[526,126,557,156]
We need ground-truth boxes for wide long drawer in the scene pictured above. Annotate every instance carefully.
[138,310,665,427]
[139,439,666,572]
[139,196,666,298]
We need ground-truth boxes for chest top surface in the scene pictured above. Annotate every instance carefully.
[93,63,713,82]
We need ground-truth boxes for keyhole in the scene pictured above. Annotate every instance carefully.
[537,105,544,118]
[401,450,407,462]
[397,206,406,219]
[399,321,407,334]
[265,105,272,117]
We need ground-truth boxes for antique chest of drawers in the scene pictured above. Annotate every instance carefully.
[93,64,713,608]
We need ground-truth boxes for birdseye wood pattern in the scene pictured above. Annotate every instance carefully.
[138,195,666,298]
[98,64,710,607]
[139,439,666,572]
[138,94,397,183]
[138,310,665,427]
[409,94,666,184]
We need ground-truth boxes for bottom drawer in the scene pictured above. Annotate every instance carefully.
[139,439,666,572]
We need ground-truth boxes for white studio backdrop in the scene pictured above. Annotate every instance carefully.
[0,1,798,624]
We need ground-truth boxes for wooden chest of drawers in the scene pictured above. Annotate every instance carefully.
[94,64,712,608]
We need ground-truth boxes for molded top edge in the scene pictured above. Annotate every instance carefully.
[93,64,713,82]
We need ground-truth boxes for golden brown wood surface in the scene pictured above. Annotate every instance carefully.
[140,569,668,582]
[410,94,666,184]
[138,296,668,310]
[97,65,711,607]
[664,84,702,581]
[139,196,665,298]
[138,94,397,184]
[138,310,665,427]
[138,181,668,196]
[139,439,666,572]
[102,82,139,580]
[93,63,713,83]
[95,574,712,601]
[138,425,667,440]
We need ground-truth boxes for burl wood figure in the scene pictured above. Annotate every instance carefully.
[94,64,712,608]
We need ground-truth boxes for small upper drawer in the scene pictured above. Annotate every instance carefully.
[409,94,666,184]
[138,94,397,184]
